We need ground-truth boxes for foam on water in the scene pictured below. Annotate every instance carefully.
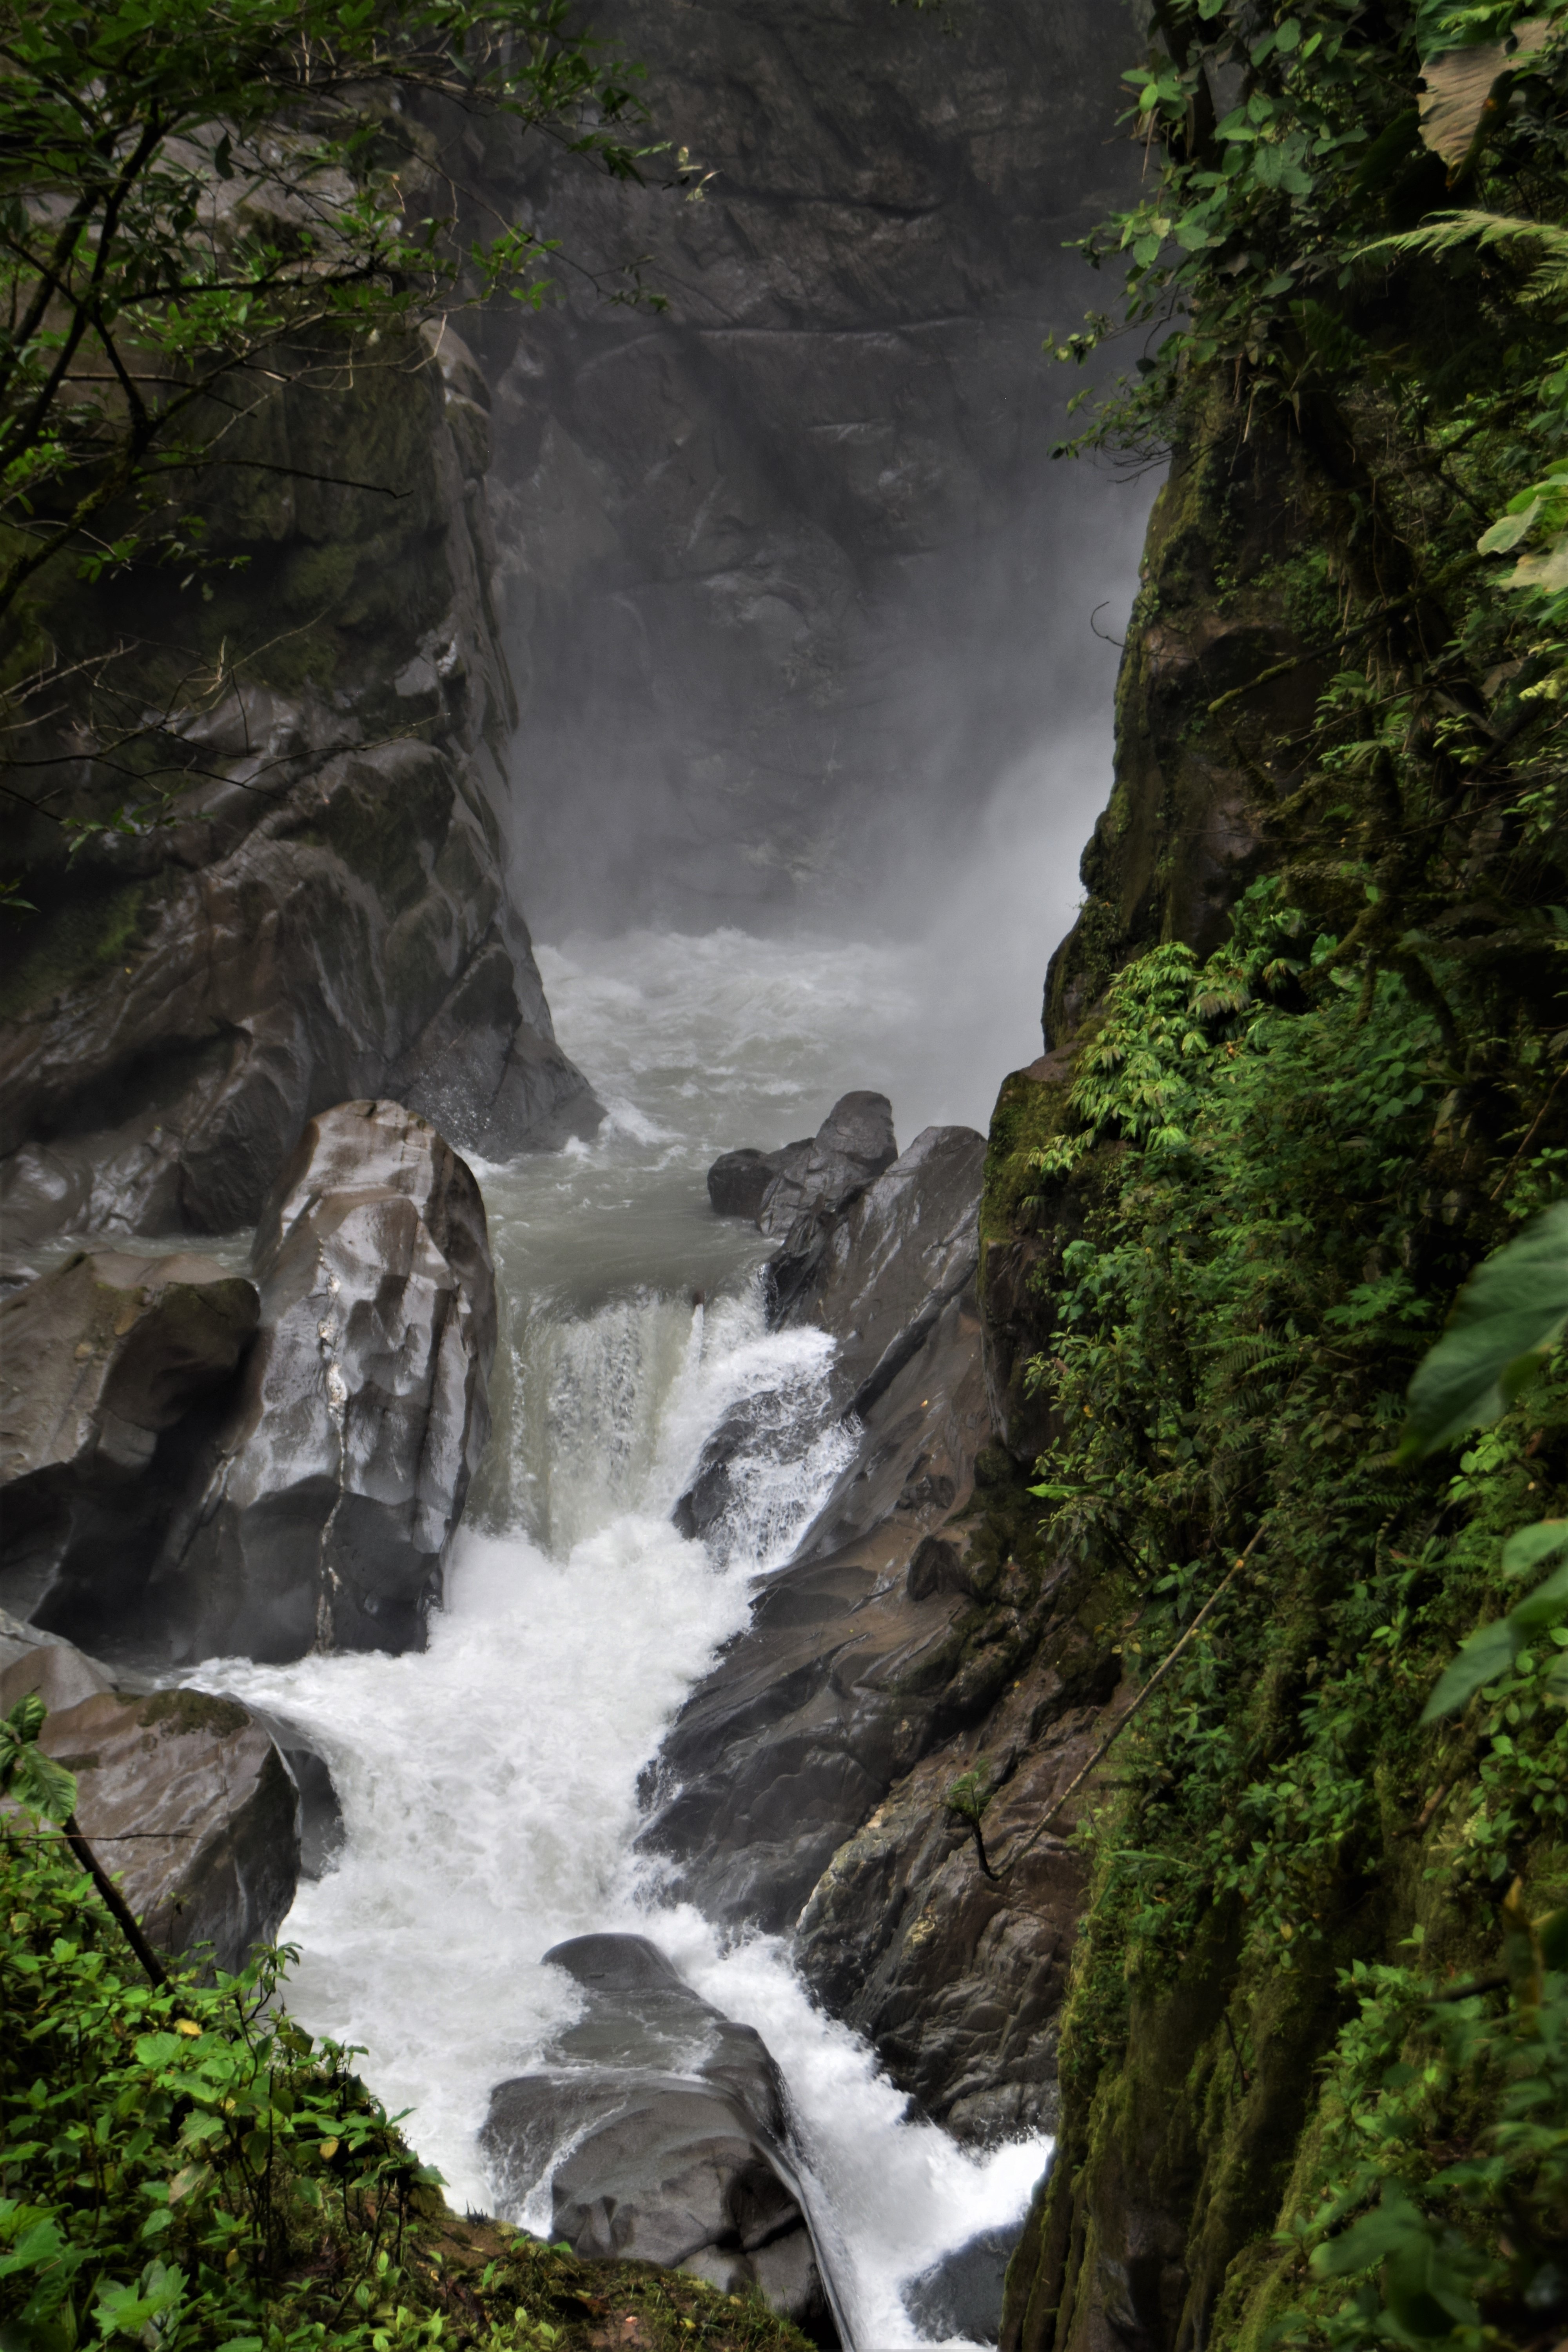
[198,929,1057,2349]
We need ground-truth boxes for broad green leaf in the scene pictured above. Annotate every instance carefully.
[1421,1616,1518,1719]
[1399,1199,1568,1456]
[1507,532,1568,591]
[1478,495,1542,552]
[0,1742,76,1823]
[1310,2189,1430,2277]
[1501,1517,1568,1576]
[4,1693,46,1743]
[1508,1559,1568,1631]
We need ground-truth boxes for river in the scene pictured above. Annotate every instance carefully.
[196,736,1118,2347]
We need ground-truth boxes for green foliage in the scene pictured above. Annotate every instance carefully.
[1269,1892,1568,2351]
[0,1694,78,1824]
[0,1821,815,2352]
[1401,1203,1568,1459]
[0,0,653,628]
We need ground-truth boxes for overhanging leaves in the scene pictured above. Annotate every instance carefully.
[1399,1200,1568,1457]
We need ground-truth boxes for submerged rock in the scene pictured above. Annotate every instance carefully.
[0,1249,258,1639]
[0,1615,300,1974]
[152,1100,497,1662]
[481,1935,836,2345]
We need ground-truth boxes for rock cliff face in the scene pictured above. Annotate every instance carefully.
[470,0,1149,931]
[0,330,597,1259]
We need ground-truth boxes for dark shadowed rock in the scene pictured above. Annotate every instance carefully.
[674,1123,984,1557]
[771,1123,985,1406]
[904,2221,1025,2347]
[0,1615,299,1975]
[0,1250,258,1637]
[707,1149,773,1221]
[481,1933,835,2344]
[791,1651,1100,2145]
[150,1100,497,1663]
[0,327,601,1255]
[646,1281,994,1933]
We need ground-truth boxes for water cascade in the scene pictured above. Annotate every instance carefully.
[201,929,1060,2349]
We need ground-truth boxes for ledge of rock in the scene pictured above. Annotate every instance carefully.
[0,1614,299,1975]
[652,1126,996,1932]
[150,1100,497,1663]
[0,1249,258,1639]
[481,1934,836,2345]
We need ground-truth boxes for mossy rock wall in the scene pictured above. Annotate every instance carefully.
[1045,388,1332,1048]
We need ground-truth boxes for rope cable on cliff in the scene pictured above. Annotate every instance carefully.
[985,1522,1270,1881]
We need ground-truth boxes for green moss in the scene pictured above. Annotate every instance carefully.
[0,875,159,1022]
[136,1690,250,1739]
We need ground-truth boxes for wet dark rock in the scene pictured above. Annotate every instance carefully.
[707,1149,775,1221]
[773,1123,986,1412]
[0,1615,299,1974]
[644,1277,994,1933]
[481,1934,835,2344]
[0,1250,258,1637]
[792,1646,1098,2145]
[149,1100,497,1664]
[904,2221,1025,2347]
[756,1091,896,1247]
[706,1092,895,1244]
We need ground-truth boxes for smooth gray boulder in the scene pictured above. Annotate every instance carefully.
[154,1100,497,1662]
[653,1124,996,1933]
[0,1614,299,1975]
[481,1934,835,2344]
[0,1250,258,1640]
[705,1094,895,1240]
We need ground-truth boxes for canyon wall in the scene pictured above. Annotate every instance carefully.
[467,0,1150,932]
[0,331,597,1264]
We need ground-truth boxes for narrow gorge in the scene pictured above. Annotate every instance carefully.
[5,6,1568,2352]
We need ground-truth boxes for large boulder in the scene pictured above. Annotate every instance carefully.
[0,1614,300,1975]
[673,1122,985,1551]
[0,1250,258,1644]
[757,1091,897,1244]
[776,1123,986,1412]
[482,1935,835,2344]
[0,322,601,1256]
[705,1094,895,1240]
[153,1100,497,1662]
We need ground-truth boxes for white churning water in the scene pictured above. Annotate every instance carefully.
[199,929,1058,2350]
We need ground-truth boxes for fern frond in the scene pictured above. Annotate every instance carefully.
[1359,209,1568,283]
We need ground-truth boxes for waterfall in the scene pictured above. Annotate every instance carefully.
[195,928,1056,2350]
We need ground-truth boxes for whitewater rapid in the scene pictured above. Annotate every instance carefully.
[199,926,1059,2350]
